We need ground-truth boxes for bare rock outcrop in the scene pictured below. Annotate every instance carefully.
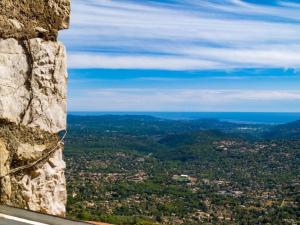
[0,0,70,40]
[0,0,70,217]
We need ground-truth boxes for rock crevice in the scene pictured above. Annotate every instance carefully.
[0,0,70,216]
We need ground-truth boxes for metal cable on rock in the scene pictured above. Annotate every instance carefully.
[0,130,67,179]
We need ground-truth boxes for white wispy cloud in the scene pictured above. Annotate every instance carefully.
[68,88,300,111]
[60,0,300,70]
[68,54,224,70]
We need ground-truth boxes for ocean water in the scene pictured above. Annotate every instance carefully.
[68,112,300,124]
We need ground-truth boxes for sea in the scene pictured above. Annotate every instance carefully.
[68,112,300,125]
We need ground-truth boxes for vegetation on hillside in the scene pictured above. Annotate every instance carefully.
[65,116,300,225]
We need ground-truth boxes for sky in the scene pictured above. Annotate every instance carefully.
[59,0,300,112]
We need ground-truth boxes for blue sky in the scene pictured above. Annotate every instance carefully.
[59,0,300,112]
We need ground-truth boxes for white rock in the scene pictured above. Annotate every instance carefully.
[8,19,23,30]
[0,38,67,133]
[0,0,69,217]
[17,149,67,216]
[16,143,46,161]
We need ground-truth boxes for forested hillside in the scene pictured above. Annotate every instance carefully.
[65,116,300,225]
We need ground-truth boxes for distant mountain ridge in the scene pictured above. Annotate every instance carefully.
[67,115,300,143]
[69,112,300,124]
[67,115,259,135]
[264,120,300,139]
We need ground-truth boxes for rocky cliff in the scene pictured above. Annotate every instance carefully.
[0,0,70,216]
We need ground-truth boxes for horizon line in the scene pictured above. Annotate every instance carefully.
[67,111,300,113]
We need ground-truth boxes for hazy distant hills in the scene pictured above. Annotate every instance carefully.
[66,115,241,153]
[67,115,299,150]
[67,115,262,135]
[264,120,300,139]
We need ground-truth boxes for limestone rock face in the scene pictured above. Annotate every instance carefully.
[0,0,70,217]
[0,0,70,40]
[16,149,67,216]
[0,38,67,133]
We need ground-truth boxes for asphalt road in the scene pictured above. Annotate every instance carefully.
[0,217,29,225]
[0,205,89,225]
[0,218,28,225]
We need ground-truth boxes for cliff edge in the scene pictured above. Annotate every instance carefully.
[0,0,70,216]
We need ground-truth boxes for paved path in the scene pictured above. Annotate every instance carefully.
[0,205,89,225]
[0,217,28,225]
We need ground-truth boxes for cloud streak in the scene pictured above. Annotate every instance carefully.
[60,0,300,70]
[68,88,300,111]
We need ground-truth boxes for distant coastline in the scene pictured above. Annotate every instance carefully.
[68,112,300,125]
